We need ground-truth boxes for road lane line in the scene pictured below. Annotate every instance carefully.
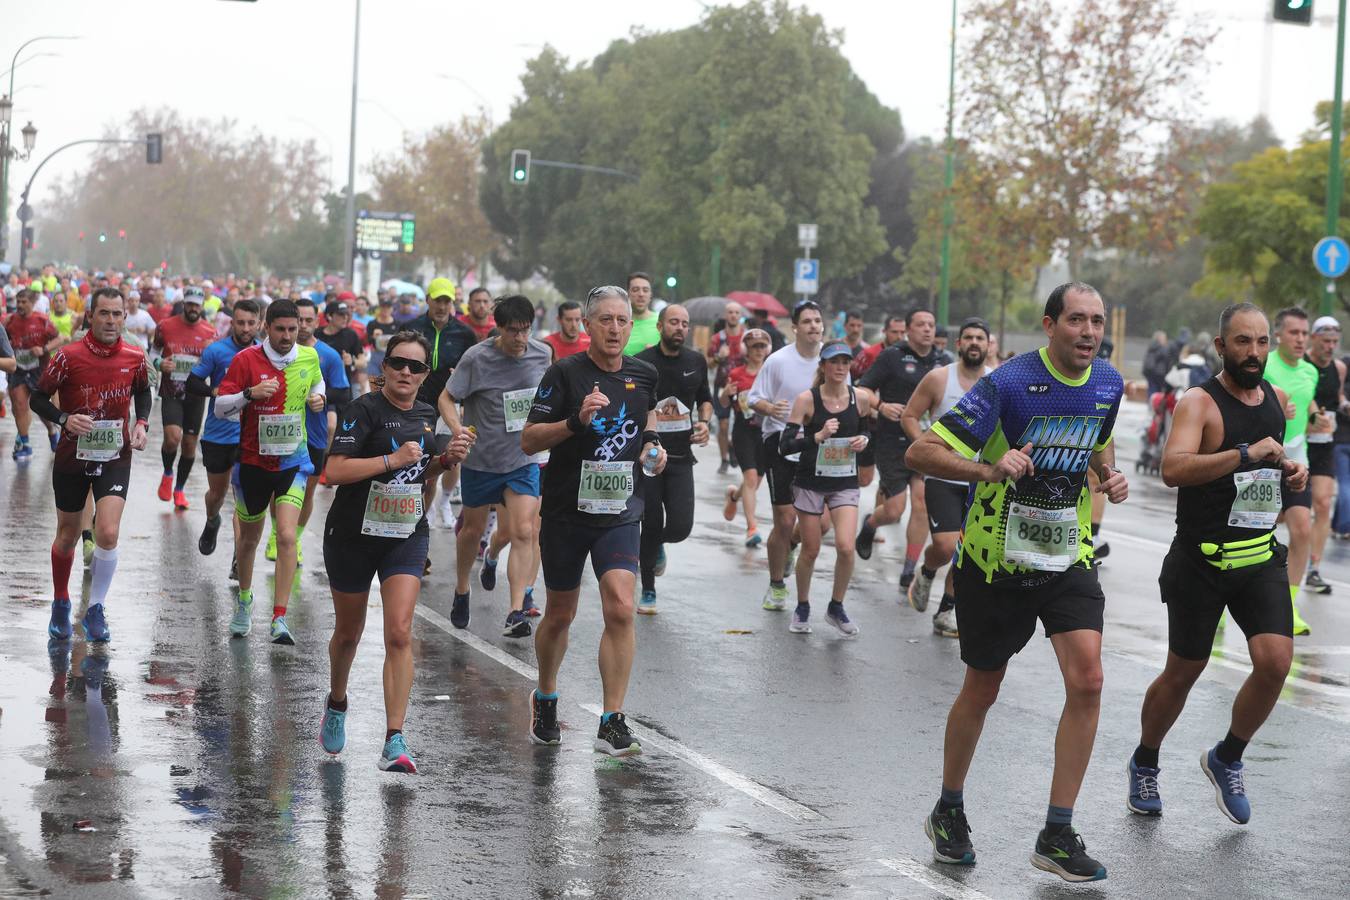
[876,857,996,900]
[414,605,822,823]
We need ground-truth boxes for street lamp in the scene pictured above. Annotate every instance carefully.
[20,121,36,154]
[0,94,11,126]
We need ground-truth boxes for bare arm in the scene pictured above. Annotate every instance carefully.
[905,429,999,483]
[900,367,945,443]
[1161,387,1285,487]
[438,390,464,435]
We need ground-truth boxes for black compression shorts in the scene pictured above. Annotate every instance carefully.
[324,527,429,593]
[762,430,797,507]
[539,519,640,592]
[731,419,761,472]
[161,395,207,436]
[1308,442,1335,478]
[52,464,131,513]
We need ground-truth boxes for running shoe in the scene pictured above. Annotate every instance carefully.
[925,805,975,865]
[1306,569,1332,594]
[1126,757,1163,816]
[319,698,347,755]
[14,442,32,461]
[899,569,915,593]
[1292,603,1311,636]
[1094,540,1111,560]
[503,609,531,638]
[637,589,657,615]
[157,473,173,502]
[530,690,561,745]
[1201,745,1251,824]
[82,534,95,566]
[522,588,541,617]
[450,591,470,629]
[789,604,812,634]
[762,583,789,611]
[377,733,417,773]
[932,607,959,638]
[229,595,252,636]
[431,493,453,529]
[653,545,667,577]
[449,483,461,505]
[48,598,72,640]
[723,485,739,521]
[718,459,729,475]
[270,616,295,646]
[424,557,432,577]
[199,514,221,556]
[265,530,278,562]
[1030,825,1106,882]
[594,712,641,757]
[82,604,110,643]
[855,519,876,560]
[480,556,498,591]
[228,554,238,582]
[908,567,935,613]
[825,601,859,636]
[173,489,189,510]
[745,529,762,549]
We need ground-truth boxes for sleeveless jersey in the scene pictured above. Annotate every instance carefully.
[794,386,862,492]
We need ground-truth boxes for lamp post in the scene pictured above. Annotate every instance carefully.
[0,94,38,259]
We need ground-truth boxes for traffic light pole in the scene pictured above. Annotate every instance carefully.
[529,158,638,180]
[1325,0,1348,315]
[936,0,957,330]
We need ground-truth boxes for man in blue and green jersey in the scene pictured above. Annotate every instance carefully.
[907,282,1128,885]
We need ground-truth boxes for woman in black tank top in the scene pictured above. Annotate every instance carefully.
[777,342,874,636]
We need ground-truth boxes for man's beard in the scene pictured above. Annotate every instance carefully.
[662,335,685,351]
[184,308,201,323]
[961,346,987,368]
[1224,353,1265,389]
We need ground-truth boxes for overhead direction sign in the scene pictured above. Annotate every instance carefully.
[794,258,819,295]
[1314,236,1350,279]
[355,210,416,254]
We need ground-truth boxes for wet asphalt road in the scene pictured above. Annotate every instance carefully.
[1,403,1348,899]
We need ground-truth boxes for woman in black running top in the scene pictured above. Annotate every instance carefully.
[779,341,873,636]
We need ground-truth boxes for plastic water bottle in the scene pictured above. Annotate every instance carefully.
[641,446,660,477]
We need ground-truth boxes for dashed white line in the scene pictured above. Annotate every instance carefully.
[876,857,996,900]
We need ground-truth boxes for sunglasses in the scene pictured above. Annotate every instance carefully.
[384,356,430,374]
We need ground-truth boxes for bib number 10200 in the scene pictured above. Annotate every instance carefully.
[577,460,633,515]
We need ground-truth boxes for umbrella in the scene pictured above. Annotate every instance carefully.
[681,295,734,324]
[727,290,788,317]
[381,278,425,299]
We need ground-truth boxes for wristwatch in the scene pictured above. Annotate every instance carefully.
[1236,442,1250,466]
[243,386,253,401]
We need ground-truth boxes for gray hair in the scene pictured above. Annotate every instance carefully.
[585,285,630,318]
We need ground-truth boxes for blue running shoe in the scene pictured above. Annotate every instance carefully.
[450,591,470,629]
[48,598,72,640]
[270,616,296,646]
[319,698,347,755]
[480,556,498,592]
[653,545,667,577]
[637,589,657,615]
[229,595,253,637]
[1126,757,1163,816]
[82,604,110,643]
[14,442,32,462]
[522,588,541,617]
[377,733,417,773]
[1201,746,1250,824]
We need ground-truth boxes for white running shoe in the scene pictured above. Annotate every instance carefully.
[909,567,935,613]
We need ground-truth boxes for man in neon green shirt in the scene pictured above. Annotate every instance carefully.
[1261,306,1317,635]
[622,271,660,355]
[49,290,76,341]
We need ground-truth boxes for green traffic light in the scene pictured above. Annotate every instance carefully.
[513,168,526,181]
[665,275,677,288]
[99,232,107,243]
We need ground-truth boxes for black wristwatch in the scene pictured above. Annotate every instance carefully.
[1236,442,1250,466]
[243,386,253,402]
[57,412,69,429]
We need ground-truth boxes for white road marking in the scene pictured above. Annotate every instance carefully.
[876,857,996,900]
[414,605,822,823]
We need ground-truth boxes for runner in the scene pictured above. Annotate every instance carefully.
[780,340,871,636]
[458,287,496,342]
[31,287,152,643]
[857,308,942,596]
[1260,307,1317,635]
[746,300,827,610]
[320,331,475,773]
[316,298,366,393]
[842,310,868,359]
[720,328,773,548]
[906,282,1126,883]
[900,318,993,636]
[707,300,747,474]
[522,284,663,756]
[543,300,590,360]
[441,295,551,637]
[48,290,76,343]
[635,305,713,612]
[1129,302,1303,826]
[151,285,217,509]
[4,288,61,460]
[365,295,399,377]
[851,314,905,380]
[187,300,261,562]
[622,272,660,356]
[214,299,326,645]
[1303,315,1344,593]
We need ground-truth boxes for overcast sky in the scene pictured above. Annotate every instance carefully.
[2,0,1344,241]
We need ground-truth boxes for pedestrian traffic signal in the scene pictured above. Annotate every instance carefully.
[510,149,531,185]
[146,132,163,164]
[118,229,126,239]
[1273,0,1314,24]
[665,273,677,289]
[98,231,107,243]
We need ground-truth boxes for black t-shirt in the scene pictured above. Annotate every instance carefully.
[858,341,941,440]
[634,344,713,463]
[366,318,399,354]
[317,326,364,377]
[526,352,658,527]
[324,391,439,542]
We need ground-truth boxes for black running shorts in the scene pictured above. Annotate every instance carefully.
[762,430,797,507]
[1159,540,1292,660]
[953,562,1105,671]
[52,464,131,513]
[925,478,968,534]
[200,440,239,475]
[873,434,914,499]
[1308,442,1335,478]
[731,419,761,472]
[161,395,207,436]
[323,527,429,593]
[539,519,640,592]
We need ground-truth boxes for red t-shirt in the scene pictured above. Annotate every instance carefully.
[146,304,173,324]
[153,315,218,399]
[851,341,885,379]
[708,328,746,386]
[38,334,150,473]
[458,314,494,342]
[544,330,590,359]
[725,364,761,423]
[4,311,59,370]
[218,344,324,471]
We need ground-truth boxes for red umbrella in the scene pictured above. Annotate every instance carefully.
[727,290,789,317]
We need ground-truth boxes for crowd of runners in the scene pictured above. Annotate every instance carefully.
[1,265,1330,883]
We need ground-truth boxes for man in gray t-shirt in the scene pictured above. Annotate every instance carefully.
[439,295,552,638]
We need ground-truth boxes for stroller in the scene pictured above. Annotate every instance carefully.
[1136,354,1210,477]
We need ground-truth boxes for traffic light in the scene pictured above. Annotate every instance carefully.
[118,228,126,240]
[98,231,107,243]
[78,230,85,241]
[1273,0,1313,24]
[22,226,34,250]
[510,148,531,185]
[146,132,163,164]
[665,272,678,289]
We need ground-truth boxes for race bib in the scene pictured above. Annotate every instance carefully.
[76,419,124,462]
[1229,468,1282,530]
[577,459,634,515]
[374,333,391,352]
[654,396,691,433]
[737,392,752,416]
[503,387,535,433]
[815,437,857,478]
[361,481,422,538]
[171,353,199,382]
[14,347,39,369]
[1003,501,1079,572]
[258,413,304,456]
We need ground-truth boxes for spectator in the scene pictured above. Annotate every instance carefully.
[1142,330,1171,397]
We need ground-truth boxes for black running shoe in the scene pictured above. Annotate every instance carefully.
[450,591,470,629]
[856,520,876,560]
[925,805,975,865]
[198,514,221,556]
[1094,540,1111,559]
[899,570,915,591]
[1306,569,1332,594]
[530,691,560,745]
[594,712,641,756]
[502,609,531,638]
[1030,825,1106,883]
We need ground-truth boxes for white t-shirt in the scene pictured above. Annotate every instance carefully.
[125,309,156,343]
[747,342,825,436]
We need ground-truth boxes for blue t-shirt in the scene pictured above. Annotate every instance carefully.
[308,339,350,449]
[192,335,257,444]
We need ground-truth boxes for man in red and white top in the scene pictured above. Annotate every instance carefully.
[707,300,747,473]
[543,300,590,360]
[3,287,62,460]
[152,286,217,508]
[458,286,496,342]
[31,287,152,644]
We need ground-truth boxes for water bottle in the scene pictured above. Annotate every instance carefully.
[641,446,660,477]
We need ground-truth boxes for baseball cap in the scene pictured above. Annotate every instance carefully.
[183,286,205,303]
[378,294,393,305]
[743,327,771,347]
[1313,315,1341,333]
[427,277,456,300]
[326,300,350,317]
[820,340,853,361]
[959,316,991,337]
[336,290,356,302]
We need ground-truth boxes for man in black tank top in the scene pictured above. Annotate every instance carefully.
[1303,315,1346,592]
[1128,303,1307,827]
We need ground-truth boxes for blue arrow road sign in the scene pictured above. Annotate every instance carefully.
[1314,236,1350,279]
[794,258,819,295]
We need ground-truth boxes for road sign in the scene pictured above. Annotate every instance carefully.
[798,223,818,249]
[794,258,819,295]
[355,210,415,255]
[16,203,32,223]
[1314,236,1350,278]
